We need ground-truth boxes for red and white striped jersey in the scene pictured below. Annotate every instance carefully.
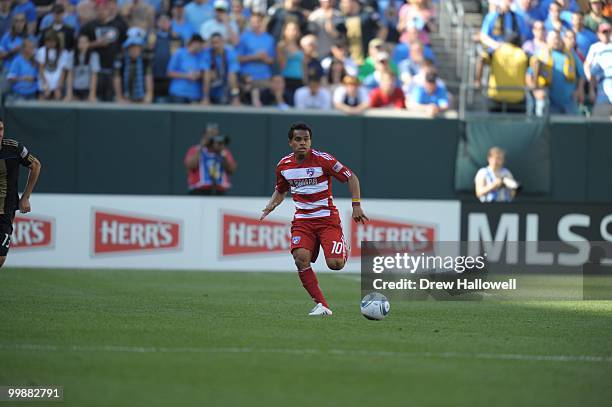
[275,149,353,220]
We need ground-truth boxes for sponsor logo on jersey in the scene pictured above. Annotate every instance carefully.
[92,209,181,255]
[222,212,290,256]
[350,215,437,257]
[11,215,54,250]
[288,178,319,188]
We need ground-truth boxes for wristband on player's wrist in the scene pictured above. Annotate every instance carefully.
[352,199,361,207]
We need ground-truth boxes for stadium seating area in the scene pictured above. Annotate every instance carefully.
[0,0,609,116]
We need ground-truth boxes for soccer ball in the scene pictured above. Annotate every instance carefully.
[360,292,390,320]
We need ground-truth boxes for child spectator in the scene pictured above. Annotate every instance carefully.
[65,34,100,102]
[369,71,405,108]
[113,36,153,103]
[333,74,369,114]
[36,30,70,100]
[40,3,76,52]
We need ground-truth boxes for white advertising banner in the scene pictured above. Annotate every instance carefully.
[8,194,460,272]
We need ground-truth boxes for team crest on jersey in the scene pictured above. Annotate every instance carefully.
[292,236,301,245]
[306,168,315,177]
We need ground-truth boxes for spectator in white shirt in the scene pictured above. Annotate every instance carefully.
[294,73,332,109]
[200,0,239,46]
[474,147,519,203]
[333,74,369,114]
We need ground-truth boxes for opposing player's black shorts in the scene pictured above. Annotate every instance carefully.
[0,212,15,256]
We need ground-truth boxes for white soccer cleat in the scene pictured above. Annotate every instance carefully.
[308,303,333,316]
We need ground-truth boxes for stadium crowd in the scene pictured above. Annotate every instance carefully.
[477,0,612,117]
[0,0,451,115]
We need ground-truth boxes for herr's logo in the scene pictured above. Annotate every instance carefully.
[11,215,55,250]
[222,212,290,256]
[350,215,437,257]
[92,209,181,256]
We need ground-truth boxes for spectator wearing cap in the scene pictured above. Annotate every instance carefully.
[184,124,237,196]
[171,0,195,45]
[40,3,76,51]
[333,74,369,114]
[362,50,395,90]
[80,0,128,101]
[358,38,398,81]
[308,0,342,57]
[336,0,383,65]
[200,0,239,46]
[65,34,100,102]
[532,29,584,114]
[276,20,304,98]
[167,33,205,103]
[11,0,37,34]
[113,34,153,103]
[585,24,612,118]
[36,30,71,100]
[0,0,11,38]
[294,73,332,109]
[369,71,405,108]
[266,0,308,41]
[397,0,435,46]
[237,12,275,87]
[408,71,449,116]
[184,0,214,34]
[321,38,358,85]
[151,14,180,102]
[584,0,611,32]
[571,12,598,59]
[202,32,240,105]
[6,37,37,100]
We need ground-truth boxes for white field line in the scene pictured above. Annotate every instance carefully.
[1,343,611,364]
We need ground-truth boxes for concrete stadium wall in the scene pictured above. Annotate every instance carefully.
[3,103,612,202]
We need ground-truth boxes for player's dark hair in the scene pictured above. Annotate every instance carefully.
[288,122,312,140]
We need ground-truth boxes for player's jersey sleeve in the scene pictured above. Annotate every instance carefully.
[275,164,290,193]
[318,151,353,183]
[17,142,35,167]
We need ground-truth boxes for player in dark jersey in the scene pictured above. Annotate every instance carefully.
[261,122,368,316]
[0,119,42,267]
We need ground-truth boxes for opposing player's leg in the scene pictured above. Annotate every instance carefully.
[291,223,331,314]
[320,222,349,271]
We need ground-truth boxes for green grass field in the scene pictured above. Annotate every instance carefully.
[1,268,611,407]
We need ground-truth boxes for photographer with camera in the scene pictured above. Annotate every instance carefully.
[474,146,520,203]
[184,122,237,195]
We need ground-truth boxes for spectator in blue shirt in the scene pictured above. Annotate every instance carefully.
[571,11,598,58]
[152,14,180,102]
[167,33,205,103]
[539,0,579,21]
[544,1,572,33]
[0,13,30,68]
[11,0,37,34]
[6,38,37,100]
[513,0,544,28]
[184,0,214,33]
[202,32,240,105]
[481,0,531,49]
[39,0,79,33]
[408,71,450,117]
[0,0,12,38]
[171,0,196,45]
[237,12,275,86]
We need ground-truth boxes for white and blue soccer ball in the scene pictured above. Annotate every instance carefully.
[360,292,390,321]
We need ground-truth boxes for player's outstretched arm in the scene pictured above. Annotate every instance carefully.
[260,190,287,221]
[19,156,41,214]
[348,174,368,224]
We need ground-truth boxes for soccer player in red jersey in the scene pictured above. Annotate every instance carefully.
[260,122,368,316]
